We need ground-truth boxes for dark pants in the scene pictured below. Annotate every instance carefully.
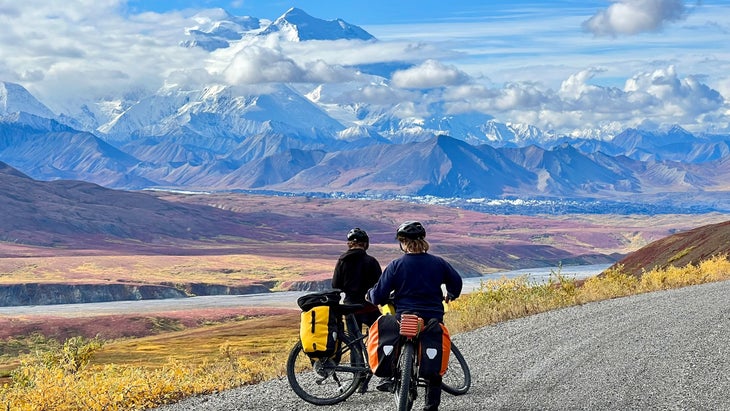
[354,305,381,331]
[424,375,442,411]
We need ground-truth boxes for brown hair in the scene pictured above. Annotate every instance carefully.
[399,237,429,253]
[348,240,368,250]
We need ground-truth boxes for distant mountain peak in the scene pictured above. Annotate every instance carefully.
[0,81,55,119]
[180,9,261,51]
[282,7,309,18]
[260,7,375,41]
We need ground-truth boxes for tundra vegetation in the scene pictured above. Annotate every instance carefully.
[1,254,728,410]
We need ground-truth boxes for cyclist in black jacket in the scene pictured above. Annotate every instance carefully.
[367,221,462,411]
[332,227,382,330]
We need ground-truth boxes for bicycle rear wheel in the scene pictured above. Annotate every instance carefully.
[286,337,366,405]
[441,342,471,396]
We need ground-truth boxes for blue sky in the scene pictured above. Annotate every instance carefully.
[125,0,545,25]
[1,0,729,136]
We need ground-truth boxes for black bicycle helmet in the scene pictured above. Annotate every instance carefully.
[396,221,426,240]
[347,227,369,242]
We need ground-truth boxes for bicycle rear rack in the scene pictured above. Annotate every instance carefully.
[399,314,424,338]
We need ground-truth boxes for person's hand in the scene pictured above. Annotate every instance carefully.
[444,292,456,303]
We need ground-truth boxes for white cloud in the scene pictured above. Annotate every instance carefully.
[0,1,433,109]
[0,0,728,136]
[391,60,470,89]
[302,60,353,83]
[437,65,727,135]
[338,84,415,106]
[624,65,725,115]
[582,0,689,36]
[0,1,206,111]
[223,46,306,84]
[281,39,447,67]
[218,37,361,85]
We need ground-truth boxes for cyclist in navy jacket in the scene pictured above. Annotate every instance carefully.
[367,221,462,411]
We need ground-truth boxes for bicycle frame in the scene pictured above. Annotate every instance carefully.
[286,306,469,406]
[342,312,372,381]
[286,306,371,406]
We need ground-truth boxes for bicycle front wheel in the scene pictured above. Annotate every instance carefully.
[286,338,366,405]
[395,341,416,411]
[441,341,471,396]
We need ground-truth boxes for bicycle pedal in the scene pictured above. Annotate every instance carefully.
[376,379,394,392]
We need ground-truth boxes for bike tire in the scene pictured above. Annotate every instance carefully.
[286,337,366,405]
[395,342,416,411]
[441,341,471,396]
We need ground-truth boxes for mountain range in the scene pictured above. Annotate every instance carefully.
[1,8,729,213]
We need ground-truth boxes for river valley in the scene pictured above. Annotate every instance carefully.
[0,264,610,317]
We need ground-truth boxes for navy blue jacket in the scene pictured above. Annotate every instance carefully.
[368,252,462,322]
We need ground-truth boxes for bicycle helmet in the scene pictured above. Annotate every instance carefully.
[347,227,369,242]
[396,221,426,240]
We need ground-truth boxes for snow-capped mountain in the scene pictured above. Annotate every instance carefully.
[0,78,727,208]
[180,8,262,51]
[259,7,375,41]
[0,7,728,213]
[0,81,55,119]
[58,8,561,152]
[179,7,373,51]
[101,83,345,143]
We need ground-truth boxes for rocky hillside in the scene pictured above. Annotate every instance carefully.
[607,219,730,277]
[0,161,257,248]
[0,160,620,267]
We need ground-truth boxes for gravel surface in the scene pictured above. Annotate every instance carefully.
[154,280,730,410]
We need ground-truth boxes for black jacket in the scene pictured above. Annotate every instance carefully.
[332,248,382,305]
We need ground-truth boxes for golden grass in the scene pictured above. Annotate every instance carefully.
[2,349,288,411]
[94,313,299,368]
[1,314,300,410]
[446,271,580,332]
[0,254,333,286]
[2,254,729,410]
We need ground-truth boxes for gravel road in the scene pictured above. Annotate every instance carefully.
[154,280,730,411]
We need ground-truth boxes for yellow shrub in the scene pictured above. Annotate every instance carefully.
[450,255,730,334]
[696,253,730,281]
[640,253,730,291]
[1,340,284,411]
[448,272,579,333]
[579,266,639,302]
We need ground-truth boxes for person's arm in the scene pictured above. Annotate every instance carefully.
[367,263,393,305]
[443,259,463,301]
[367,258,383,287]
[332,259,344,289]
